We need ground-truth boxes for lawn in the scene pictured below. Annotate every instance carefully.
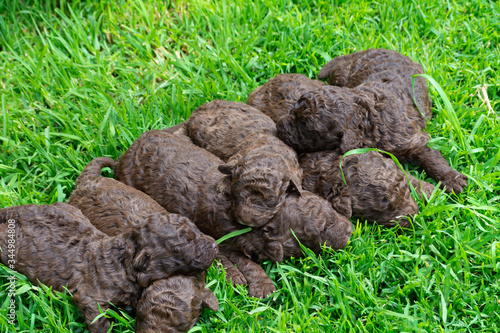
[0,0,499,332]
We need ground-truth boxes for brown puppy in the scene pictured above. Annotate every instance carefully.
[300,150,435,227]
[248,50,467,193]
[115,131,353,298]
[186,100,277,161]
[247,73,326,123]
[317,48,431,122]
[316,49,468,193]
[136,274,218,333]
[68,157,218,332]
[185,100,303,227]
[0,202,214,333]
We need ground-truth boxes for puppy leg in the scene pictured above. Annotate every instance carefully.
[215,252,247,285]
[223,251,276,299]
[407,145,467,193]
[73,292,111,333]
[407,174,435,199]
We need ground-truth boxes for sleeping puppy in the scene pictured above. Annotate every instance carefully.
[0,200,215,333]
[300,150,435,227]
[247,73,326,123]
[136,274,218,333]
[115,131,353,298]
[68,157,218,332]
[314,49,468,193]
[185,100,303,227]
[317,48,431,122]
[247,50,467,193]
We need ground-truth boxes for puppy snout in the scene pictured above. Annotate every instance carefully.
[192,236,218,270]
[234,204,274,227]
[203,237,218,256]
[345,220,354,236]
[401,200,419,218]
[322,215,353,250]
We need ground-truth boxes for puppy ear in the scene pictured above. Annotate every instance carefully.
[130,227,150,271]
[218,162,235,175]
[131,228,155,287]
[319,167,345,198]
[293,95,310,113]
[292,94,315,118]
[287,177,303,195]
[339,130,360,153]
[201,288,219,311]
[324,175,352,218]
[216,174,232,195]
[133,249,150,272]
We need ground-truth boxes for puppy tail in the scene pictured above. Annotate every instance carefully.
[76,157,117,186]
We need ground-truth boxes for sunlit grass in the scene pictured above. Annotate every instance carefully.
[0,0,499,332]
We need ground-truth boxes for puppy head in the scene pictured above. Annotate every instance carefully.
[272,191,353,258]
[131,213,218,287]
[277,86,375,153]
[219,156,301,228]
[300,150,353,219]
[340,151,419,227]
[276,86,346,153]
[136,275,218,333]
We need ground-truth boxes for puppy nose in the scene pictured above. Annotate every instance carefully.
[212,242,218,252]
[346,221,354,236]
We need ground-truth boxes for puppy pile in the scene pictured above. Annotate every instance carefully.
[0,48,467,332]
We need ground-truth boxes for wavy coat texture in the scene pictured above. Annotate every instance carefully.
[247,73,326,122]
[318,48,432,123]
[136,275,218,333]
[185,100,303,227]
[0,202,212,333]
[68,157,218,333]
[300,150,435,227]
[248,49,467,193]
[115,131,353,298]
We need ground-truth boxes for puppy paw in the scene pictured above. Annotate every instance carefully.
[419,181,436,199]
[441,170,468,194]
[226,272,247,286]
[248,280,276,299]
[411,179,435,199]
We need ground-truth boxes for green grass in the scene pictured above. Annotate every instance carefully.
[0,0,499,332]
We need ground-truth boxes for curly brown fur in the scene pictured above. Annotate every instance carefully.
[316,49,467,193]
[115,131,353,298]
[247,74,326,123]
[68,157,218,332]
[186,100,277,161]
[300,150,435,227]
[68,157,218,277]
[136,274,218,333]
[219,133,305,228]
[318,48,431,122]
[185,100,303,227]
[0,202,213,333]
[271,50,466,193]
